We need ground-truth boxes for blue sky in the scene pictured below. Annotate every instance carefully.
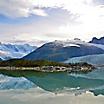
[0,0,104,45]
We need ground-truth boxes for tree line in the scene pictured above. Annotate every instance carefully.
[0,59,70,67]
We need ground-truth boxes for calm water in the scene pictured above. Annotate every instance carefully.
[0,68,104,95]
[0,68,104,104]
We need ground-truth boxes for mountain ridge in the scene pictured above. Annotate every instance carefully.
[23,39,104,62]
[0,43,37,60]
[89,37,104,45]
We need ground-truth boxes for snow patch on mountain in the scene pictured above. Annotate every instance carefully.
[53,39,93,47]
[63,44,80,47]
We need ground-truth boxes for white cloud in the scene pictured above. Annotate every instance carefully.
[0,0,95,18]
[0,0,104,42]
[31,9,48,16]
[0,0,48,18]
[58,3,104,39]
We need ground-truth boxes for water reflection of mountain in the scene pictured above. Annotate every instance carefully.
[0,70,104,95]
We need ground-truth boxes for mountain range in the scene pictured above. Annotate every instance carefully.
[0,43,37,60]
[23,38,104,62]
[1,36,104,65]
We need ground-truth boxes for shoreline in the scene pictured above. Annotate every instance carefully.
[0,65,94,73]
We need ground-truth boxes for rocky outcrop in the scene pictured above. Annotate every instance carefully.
[89,37,104,45]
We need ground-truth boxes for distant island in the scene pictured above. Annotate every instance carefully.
[0,59,95,73]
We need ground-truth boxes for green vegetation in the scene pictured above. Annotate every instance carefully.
[0,59,95,73]
[0,59,69,67]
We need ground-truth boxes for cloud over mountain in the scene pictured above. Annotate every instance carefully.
[0,0,104,43]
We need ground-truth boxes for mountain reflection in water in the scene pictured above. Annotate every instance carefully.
[0,69,104,95]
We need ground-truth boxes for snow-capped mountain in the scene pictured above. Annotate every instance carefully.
[0,43,37,60]
[23,39,104,62]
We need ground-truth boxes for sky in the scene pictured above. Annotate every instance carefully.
[0,0,104,45]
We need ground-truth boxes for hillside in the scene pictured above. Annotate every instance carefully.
[23,39,104,62]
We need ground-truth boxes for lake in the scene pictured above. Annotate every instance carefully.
[0,68,104,104]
